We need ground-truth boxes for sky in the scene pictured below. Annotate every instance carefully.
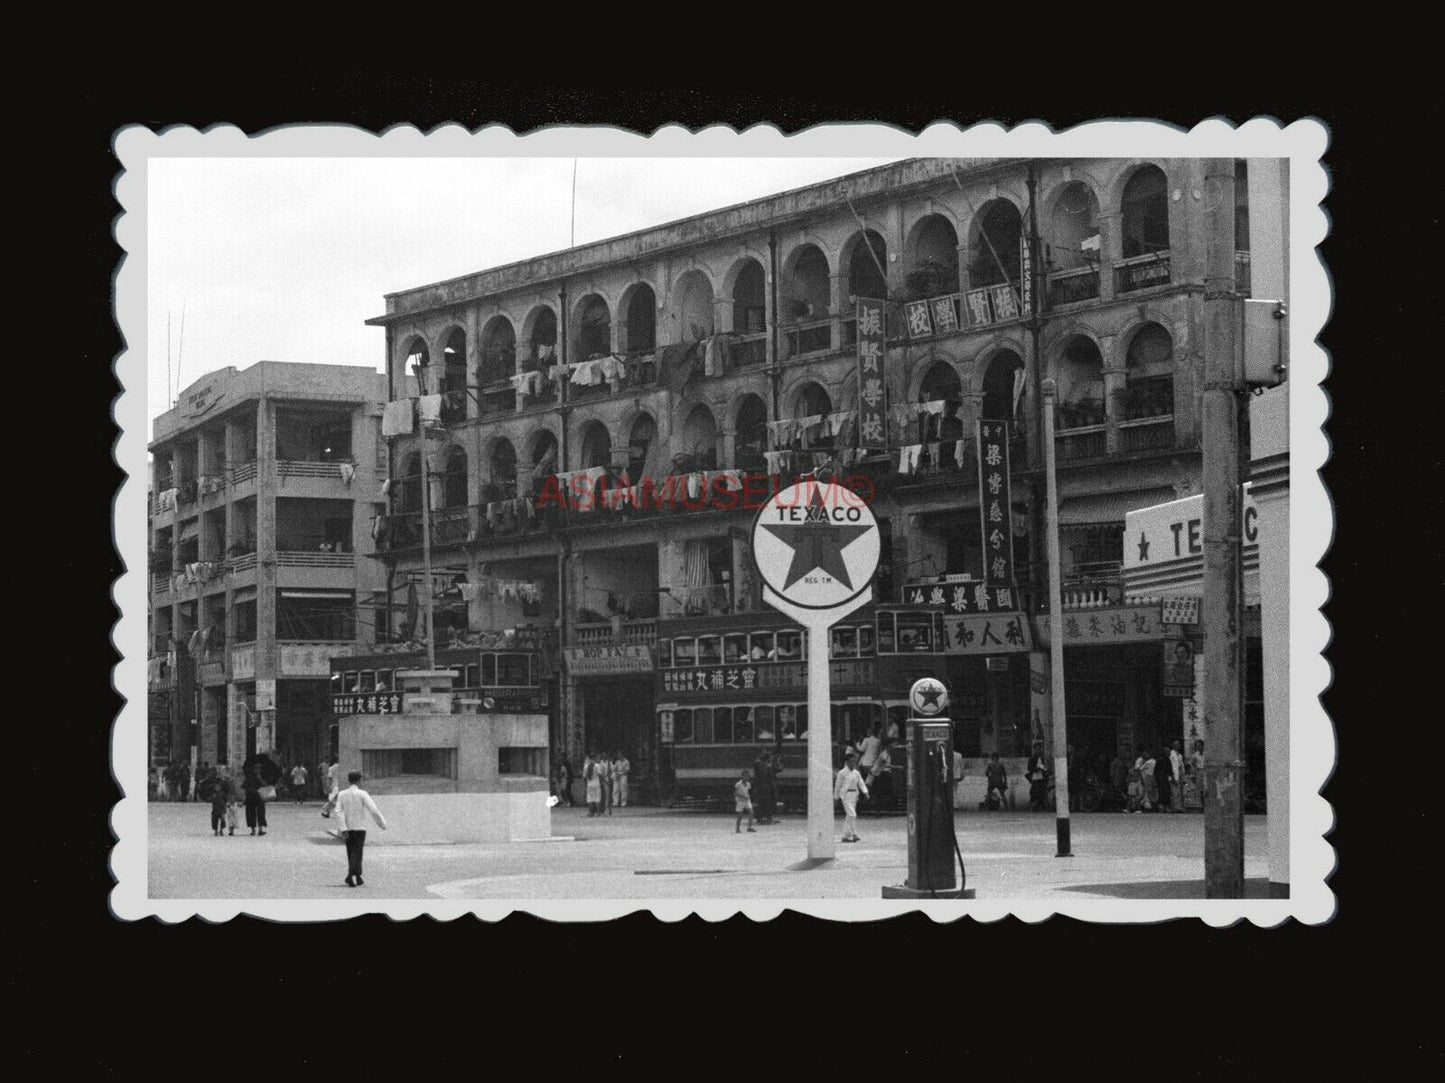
[146,156,900,432]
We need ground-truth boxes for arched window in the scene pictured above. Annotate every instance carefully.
[623,284,656,354]
[783,245,832,356]
[578,296,611,360]
[441,329,467,425]
[734,394,768,471]
[919,361,963,441]
[443,446,469,508]
[579,420,612,470]
[487,440,516,501]
[527,307,557,367]
[846,229,889,301]
[673,271,715,343]
[480,316,516,384]
[400,453,422,514]
[731,260,766,335]
[628,415,656,480]
[981,351,1025,424]
[907,215,959,299]
[402,338,429,396]
[681,405,718,471]
[1120,165,1170,258]
[1055,338,1105,430]
[968,200,1023,288]
[1122,323,1176,436]
[793,382,832,420]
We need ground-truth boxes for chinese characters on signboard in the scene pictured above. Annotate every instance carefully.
[1019,234,1033,316]
[332,692,405,715]
[904,300,933,339]
[856,298,888,449]
[942,613,1032,655]
[903,580,1019,613]
[1161,596,1202,625]
[562,645,653,676]
[660,660,874,697]
[1035,606,1166,646]
[977,421,1016,586]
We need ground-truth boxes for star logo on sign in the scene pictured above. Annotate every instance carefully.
[759,487,872,591]
[1137,532,1150,561]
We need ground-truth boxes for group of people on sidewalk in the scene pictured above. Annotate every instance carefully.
[553,751,632,817]
[1119,740,1203,813]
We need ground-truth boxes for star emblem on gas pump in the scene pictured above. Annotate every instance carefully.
[759,486,871,591]
[917,684,943,708]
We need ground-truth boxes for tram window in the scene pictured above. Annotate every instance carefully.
[733,707,753,743]
[723,633,747,664]
[776,630,802,661]
[358,670,376,692]
[858,624,875,656]
[674,638,697,667]
[755,706,775,741]
[497,653,531,686]
[831,626,858,658]
[673,709,693,744]
[797,703,808,740]
[749,632,775,661]
[658,638,673,668]
[779,705,798,740]
[876,613,896,654]
[481,654,497,686]
[702,707,722,744]
[342,671,359,693]
[897,613,934,652]
[697,636,722,666]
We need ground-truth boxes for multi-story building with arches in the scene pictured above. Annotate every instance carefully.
[356,157,1270,807]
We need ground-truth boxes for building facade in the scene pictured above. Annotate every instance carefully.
[359,157,1272,806]
[147,362,391,776]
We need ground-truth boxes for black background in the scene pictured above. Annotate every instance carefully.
[50,78,1432,1073]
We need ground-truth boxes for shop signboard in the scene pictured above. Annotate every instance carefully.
[661,659,875,697]
[1123,485,1260,600]
[856,299,888,449]
[281,643,334,677]
[1032,605,1165,647]
[562,644,653,676]
[902,579,1018,613]
[942,612,1031,655]
[1161,597,1202,625]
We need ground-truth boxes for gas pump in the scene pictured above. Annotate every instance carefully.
[882,677,975,900]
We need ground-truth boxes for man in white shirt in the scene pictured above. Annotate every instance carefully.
[290,763,309,805]
[1168,741,1186,813]
[335,771,388,887]
[613,753,631,808]
[834,753,869,843]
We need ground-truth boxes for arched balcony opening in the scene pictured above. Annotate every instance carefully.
[906,215,959,301]
[782,244,831,357]
[442,445,469,509]
[734,394,768,472]
[679,405,718,472]
[527,307,558,367]
[1048,182,1101,305]
[919,361,964,444]
[440,328,468,425]
[479,316,516,385]
[672,270,715,344]
[401,337,429,400]
[399,452,422,514]
[790,381,833,450]
[627,414,657,481]
[484,439,516,503]
[621,284,657,354]
[579,420,612,471]
[1118,164,1171,293]
[846,229,889,301]
[1120,323,1176,452]
[968,200,1023,289]
[1055,337,1106,460]
[729,260,767,369]
[577,295,612,361]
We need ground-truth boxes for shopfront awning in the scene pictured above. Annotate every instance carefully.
[1059,488,1179,526]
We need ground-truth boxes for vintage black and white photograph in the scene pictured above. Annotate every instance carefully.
[111,121,1331,922]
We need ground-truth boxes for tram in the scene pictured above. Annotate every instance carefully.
[655,605,947,806]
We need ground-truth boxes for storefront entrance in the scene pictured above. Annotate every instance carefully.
[581,676,656,802]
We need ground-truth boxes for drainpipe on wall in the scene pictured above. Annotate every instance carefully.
[767,231,781,422]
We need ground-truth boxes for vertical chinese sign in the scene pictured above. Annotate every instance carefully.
[856,298,887,450]
[977,420,1016,585]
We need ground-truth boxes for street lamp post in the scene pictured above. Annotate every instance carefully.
[1041,378,1071,858]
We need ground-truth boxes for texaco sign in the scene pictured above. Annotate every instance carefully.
[751,480,880,611]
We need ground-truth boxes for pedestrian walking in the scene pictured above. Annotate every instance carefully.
[984,752,1009,811]
[177,763,192,804]
[558,755,575,807]
[752,750,776,824]
[734,769,756,833]
[242,769,269,835]
[290,762,309,805]
[834,753,869,843]
[334,771,388,887]
[156,763,170,802]
[1168,741,1186,813]
[868,741,895,814]
[209,771,231,836]
[326,758,339,798]
[1026,741,1050,811]
[583,753,603,817]
[1136,750,1158,811]
[601,752,615,815]
[613,751,631,808]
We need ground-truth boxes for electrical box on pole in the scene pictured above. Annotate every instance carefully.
[1242,299,1288,387]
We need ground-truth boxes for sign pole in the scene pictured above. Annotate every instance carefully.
[803,610,836,860]
[1041,379,1072,857]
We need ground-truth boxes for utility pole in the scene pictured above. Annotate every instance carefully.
[1202,159,1245,897]
[416,371,438,672]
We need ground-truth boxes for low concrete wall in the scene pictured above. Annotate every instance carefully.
[366,790,552,844]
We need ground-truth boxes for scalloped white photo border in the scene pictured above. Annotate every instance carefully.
[110,118,1332,925]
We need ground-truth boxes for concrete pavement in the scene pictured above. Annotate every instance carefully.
[147,800,1270,901]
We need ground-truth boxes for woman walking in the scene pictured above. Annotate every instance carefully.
[242,768,269,835]
[583,752,603,817]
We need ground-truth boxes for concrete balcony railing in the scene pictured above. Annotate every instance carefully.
[1047,266,1101,306]
[1055,424,1108,461]
[230,461,258,485]
[1114,251,1171,294]
[1119,415,1176,453]
[277,460,356,481]
[275,550,355,568]
[571,618,658,649]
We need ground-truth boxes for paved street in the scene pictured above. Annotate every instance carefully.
[148,801,1271,900]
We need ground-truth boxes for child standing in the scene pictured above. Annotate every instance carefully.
[224,776,240,835]
[209,773,229,837]
[734,769,756,833]
[834,753,869,843]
